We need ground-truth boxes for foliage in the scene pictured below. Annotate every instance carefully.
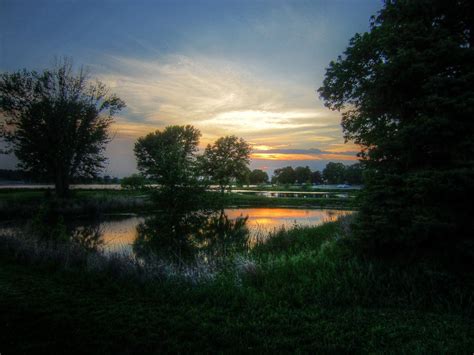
[0,58,125,197]
[322,162,346,184]
[294,166,312,184]
[120,174,146,190]
[134,210,250,262]
[248,169,269,185]
[344,163,363,185]
[235,166,251,186]
[311,170,323,184]
[199,135,251,193]
[272,166,296,184]
[322,163,363,185]
[28,202,68,242]
[319,0,474,258]
[134,125,201,190]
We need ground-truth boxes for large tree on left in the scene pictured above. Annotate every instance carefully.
[0,59,125,197]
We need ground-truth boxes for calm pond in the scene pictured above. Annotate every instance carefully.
[1,208,353,258]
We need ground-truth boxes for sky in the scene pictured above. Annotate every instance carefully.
[0,0,383,177]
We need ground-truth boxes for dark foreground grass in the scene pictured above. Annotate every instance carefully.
[1,218,473,353]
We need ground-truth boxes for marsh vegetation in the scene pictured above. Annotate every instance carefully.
[1,0,474,352]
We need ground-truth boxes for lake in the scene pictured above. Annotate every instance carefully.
[0,208,353,257]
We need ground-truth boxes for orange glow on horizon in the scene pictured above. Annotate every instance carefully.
[251,152,358,161]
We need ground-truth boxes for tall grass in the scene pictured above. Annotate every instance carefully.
[1,214,472,317]
[246,215,473,315]
[0,233,218,284]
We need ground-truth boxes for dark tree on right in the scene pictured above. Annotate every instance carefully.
[319,0,474,261]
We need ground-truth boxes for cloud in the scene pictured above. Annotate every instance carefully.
[251,148,358,161]
[92,53,358,175]
[96,54,343,143]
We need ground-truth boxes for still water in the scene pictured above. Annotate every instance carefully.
[0,208,353,258]
[78,208,351,252]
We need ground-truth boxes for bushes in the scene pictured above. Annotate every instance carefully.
[352,168,474,266]
[249,220,473,315]
[120,174,147,190]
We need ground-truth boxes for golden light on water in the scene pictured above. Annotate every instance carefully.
[224,208,352,231]
[94,208,354,251]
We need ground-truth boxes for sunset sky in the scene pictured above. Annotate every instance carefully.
[0,0,382,177]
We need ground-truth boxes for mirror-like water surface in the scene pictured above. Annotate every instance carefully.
[0,208,353,259]
[95,208,352,250]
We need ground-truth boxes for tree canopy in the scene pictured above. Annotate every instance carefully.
[272,166,296,185]
[319,0,474,258]
[134,125,201,189]
[295,166,312,184]
[248,169,269,185]
[322,162,346,185]
[271,163,360,185]
[0,59,125,197]
[199,135,251,193]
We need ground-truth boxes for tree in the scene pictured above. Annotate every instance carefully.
[344,163,364,185]
[236,166,251,186]
[311,170,323,185]
[248,169,269,185]
[134,125,206,211]
[120,174,146,190]
[319,0,474,259]
[134,125,201,189]
[272,166,296,185]
[0,59,125,197]
[199,135,251,194]
[322,162,346,184]
[294,166,312,184]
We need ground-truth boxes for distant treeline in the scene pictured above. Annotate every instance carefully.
[0,169,120,184]
[270,162,363,185]
[231,162,363,186]
[0,169,32,182]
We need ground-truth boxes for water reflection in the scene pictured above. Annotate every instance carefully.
[0,208,353,259]
[133,210,250,263]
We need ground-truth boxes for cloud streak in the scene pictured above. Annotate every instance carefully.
[98,54,345,149]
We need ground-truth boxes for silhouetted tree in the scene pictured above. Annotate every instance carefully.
[311,170,323,185]
[295,166,312,184]
[236,166,251,186]
[272,166,296,185]
[0,58,125,197]
[344,163,363,185]
[322,162,346,184]
[248,169,269,184]
[120,174,146,190]
[199,135,251,194]
[319,0,474,259]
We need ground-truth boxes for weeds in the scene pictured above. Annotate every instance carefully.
[1,213,472,317]
[1,214,473,352]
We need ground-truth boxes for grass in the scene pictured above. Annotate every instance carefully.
[1,216,473,352]
[222,191,358,209]
[235,184,361,193]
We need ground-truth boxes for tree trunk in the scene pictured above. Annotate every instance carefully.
[55,173,70,198]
